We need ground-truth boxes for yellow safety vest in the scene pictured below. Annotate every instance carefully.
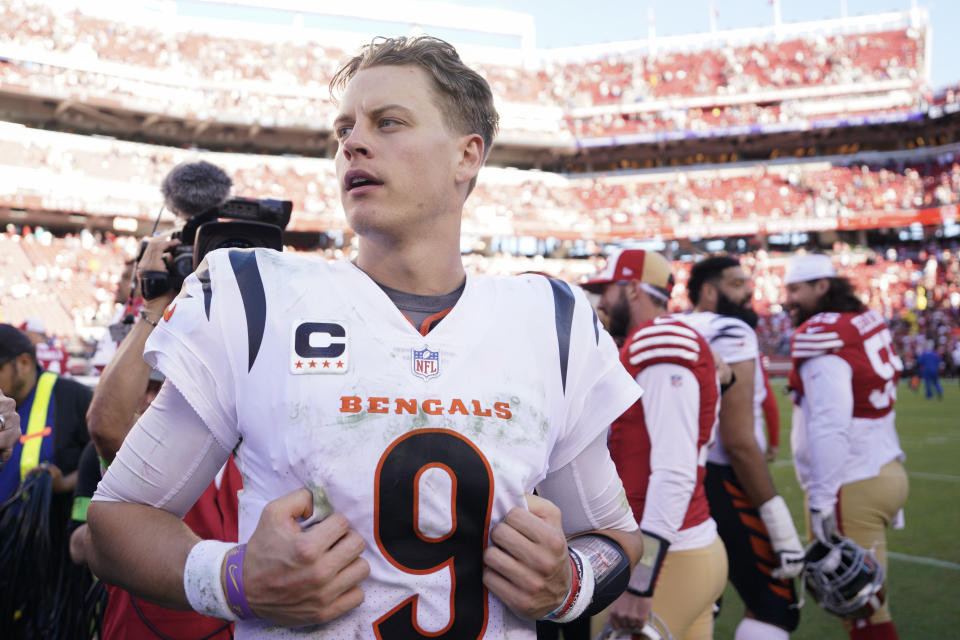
[19,371,57,481]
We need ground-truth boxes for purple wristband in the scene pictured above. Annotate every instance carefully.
[223,544,256,620]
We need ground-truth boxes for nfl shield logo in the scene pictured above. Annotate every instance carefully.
[671,374,683,387]
[412,346,440,380]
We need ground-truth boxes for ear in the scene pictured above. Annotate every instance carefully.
[702,280,718,305]
[813,278,830,296]
[454,133,484,186]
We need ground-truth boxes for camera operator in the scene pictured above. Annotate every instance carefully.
[83,161,242,639]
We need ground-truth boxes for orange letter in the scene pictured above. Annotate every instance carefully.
[448,398,469,415]
[471,400,492,417]
[340,396,362,413]
[395,398,418,414]
[368,397,389,414]
[494,402,512,420]
[423,399,442,415]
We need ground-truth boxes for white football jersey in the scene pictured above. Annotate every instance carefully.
[144,248,641,640]
[681,312,766,465]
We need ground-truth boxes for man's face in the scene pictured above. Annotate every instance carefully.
[785,281,823,327]
[333,64,471,239]
[713,266,758,328]
[595,283,631,342]
[0,355,31,405]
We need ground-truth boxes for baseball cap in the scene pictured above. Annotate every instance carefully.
[20,316,46,335]
[784,254,836,285]
[582,249,674,301]
[0,323,36,364]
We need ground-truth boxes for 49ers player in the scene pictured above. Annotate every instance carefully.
[584,249,727,640]
[784,254,908,640]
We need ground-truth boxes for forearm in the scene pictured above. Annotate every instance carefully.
[55,469,78,494]
[87,298,172,461]
[726,442,776,507]
[86,500,199,610]
[720,359,775,507]
[593,527,644,568]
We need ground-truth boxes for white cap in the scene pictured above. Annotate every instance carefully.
[784,254,836,285]
[22,316,46,334]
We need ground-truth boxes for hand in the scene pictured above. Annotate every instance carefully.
[764,444,778,463]
[28,462,71,493]
[758,495,805,579]
[242,488,369,626]
[810,508,841,545]
[138,234,181,273]
[607,590,653,634]
[0,391,21,468]
[483,493,571,620]
[711,348,733,386]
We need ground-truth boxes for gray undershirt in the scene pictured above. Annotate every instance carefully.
[377,280,465,331]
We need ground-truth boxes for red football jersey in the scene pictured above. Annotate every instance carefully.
[608,316,719,534]
[35,341,69,374]
[789,310,903,419]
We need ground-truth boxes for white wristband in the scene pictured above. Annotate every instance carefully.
[184,540,240,621]
[758,495,801,550]
[549,548,595,623]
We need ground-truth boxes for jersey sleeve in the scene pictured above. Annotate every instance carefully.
[548,283,642,471]
[798,354,854,511]
[143,250,242,451]
[635,364,700,543]
[707,317,758,364]
[791,315,846,362]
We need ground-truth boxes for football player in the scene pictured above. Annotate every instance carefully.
[584,249,727,640]
[784,253,908,640]
[684,255,804,640]
[86,36,644,639]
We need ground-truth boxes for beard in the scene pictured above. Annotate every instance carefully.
[716,290,758,329]
[605,291,632,343]
[789,303,818,327]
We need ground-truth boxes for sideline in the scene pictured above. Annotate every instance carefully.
[771,459,960,483]
[887,552,960,571]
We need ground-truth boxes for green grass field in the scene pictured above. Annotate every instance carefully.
[713,379,960,639]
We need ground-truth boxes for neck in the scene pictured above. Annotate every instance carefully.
[355,232,465,295]
[15,369,38,407]
[629,305,664,334]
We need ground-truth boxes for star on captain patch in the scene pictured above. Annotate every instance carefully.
[412,346,440,380]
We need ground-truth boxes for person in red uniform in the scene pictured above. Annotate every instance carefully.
[760,362,780,463]
[784,253,908,640]
[21,317,69,375]
[585,249,727,640]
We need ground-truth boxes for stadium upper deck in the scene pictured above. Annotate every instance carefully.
[0,0,931,150]
[2,122,957,242]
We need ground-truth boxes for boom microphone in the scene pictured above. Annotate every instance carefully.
[161,160,233,218]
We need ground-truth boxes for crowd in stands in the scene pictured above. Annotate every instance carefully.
[2,227,958,379]
[0,229,134,343]
[2,124,959,239]
[0,1,927,139]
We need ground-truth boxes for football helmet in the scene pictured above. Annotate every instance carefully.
[593,613,675,640]
[802,537,886,619]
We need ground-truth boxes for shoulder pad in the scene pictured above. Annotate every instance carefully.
[626,321,702,368]
[791,319,845,359]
